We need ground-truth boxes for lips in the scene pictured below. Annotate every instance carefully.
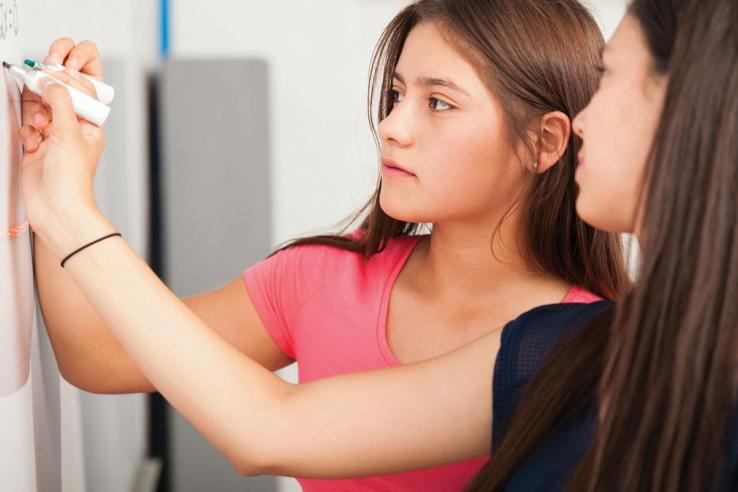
[381,157,416,177]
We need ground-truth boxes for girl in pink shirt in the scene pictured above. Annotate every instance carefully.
[239,3,627,485]
[244,235,606,491]
[29,0,627,490]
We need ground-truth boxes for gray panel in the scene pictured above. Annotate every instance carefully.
[161,59,272,296]
[160,59,274,492]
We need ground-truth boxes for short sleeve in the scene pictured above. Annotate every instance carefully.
[243,245,335,360]
[492,301,614,451]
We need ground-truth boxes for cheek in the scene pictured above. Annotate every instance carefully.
[576,126,647,232]
[576,87,656,233]
[381,123,523,222]
[576,160,642,233]
[423,128,523,212]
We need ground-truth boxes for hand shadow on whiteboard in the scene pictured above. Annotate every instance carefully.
[0,66,34,397]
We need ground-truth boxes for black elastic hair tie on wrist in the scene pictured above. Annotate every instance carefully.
[61,232,122,268]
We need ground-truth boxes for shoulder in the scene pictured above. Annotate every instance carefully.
[492,301,613,450]
[245,233,421,298]
[495,302,614,393]
[267,232,422,273]
[563,285,604,304]
[497,301,613,378]
[501,301,614,350]
[496,301,614,376]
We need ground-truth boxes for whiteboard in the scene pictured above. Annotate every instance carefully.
[0,0,31,397]
[0,1,56,490]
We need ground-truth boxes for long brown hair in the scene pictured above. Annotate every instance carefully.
[276,0,627,300]
[468,0,738,490]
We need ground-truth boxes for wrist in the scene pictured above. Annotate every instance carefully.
[39,205,116,263]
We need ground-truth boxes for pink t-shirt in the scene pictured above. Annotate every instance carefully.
[243,234,601,491]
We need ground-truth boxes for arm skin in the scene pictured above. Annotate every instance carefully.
[53,211,496,477]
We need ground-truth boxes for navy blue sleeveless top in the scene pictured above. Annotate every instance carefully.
[492,301,738,491]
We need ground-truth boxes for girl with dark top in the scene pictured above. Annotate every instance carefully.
[468,0,738,489]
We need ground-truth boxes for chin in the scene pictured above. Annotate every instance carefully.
[378,193,432,224]
[575,195,622,233]
[379,204,424,223]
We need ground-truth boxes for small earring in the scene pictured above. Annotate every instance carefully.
[531,161,539,172]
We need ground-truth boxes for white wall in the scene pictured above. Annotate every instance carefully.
[585,0,629,39]
[172,0,405,246]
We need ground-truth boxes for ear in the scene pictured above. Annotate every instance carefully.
[533,111,571,174]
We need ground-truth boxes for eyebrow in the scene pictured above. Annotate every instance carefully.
[393,72,470,97]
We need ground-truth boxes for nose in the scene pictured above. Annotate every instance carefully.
[378,98,414,148]
[572,106,586,139]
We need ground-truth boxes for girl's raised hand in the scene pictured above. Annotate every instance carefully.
[19,42,110,260]
[20,38,105,153]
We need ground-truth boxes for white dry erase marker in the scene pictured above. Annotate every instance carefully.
[24,59,115,105]
[3,61,111,126]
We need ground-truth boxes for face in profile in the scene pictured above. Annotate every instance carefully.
[378,22,528,227]
[572,14,668,238]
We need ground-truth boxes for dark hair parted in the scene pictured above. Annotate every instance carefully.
[276,0,627,300]
[467,0,738,490]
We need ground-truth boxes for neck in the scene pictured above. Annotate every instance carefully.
[413,214,555,302]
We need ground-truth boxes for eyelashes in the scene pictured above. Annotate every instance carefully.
[429,97,453,111]
[388,89,403,104]
[387,89,456,112]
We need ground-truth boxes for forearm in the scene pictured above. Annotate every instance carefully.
[54,210,492,478]
[58,211,290,472]
[35,232,112,376]
[34,232,156,392]
[266,358,492,478]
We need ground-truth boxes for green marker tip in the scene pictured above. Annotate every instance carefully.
[23,59,38,69]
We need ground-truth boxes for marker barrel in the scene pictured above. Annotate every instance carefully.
[23,70,111,126]
[45,63,115,105]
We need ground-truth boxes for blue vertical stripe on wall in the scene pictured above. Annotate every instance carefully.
[160,0,170,59]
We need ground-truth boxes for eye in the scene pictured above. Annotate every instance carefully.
[389,89,404,104]
[594,64,609,89]
[429,97,454,112]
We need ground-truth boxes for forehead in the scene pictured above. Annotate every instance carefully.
[603,14,651,67]
[396,22,487,92]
